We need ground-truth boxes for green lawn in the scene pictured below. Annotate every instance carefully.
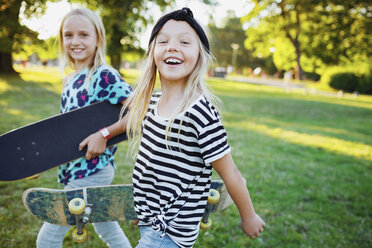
[0,66,371,247]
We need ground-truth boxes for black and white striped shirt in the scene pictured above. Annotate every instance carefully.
[133,93,230,248]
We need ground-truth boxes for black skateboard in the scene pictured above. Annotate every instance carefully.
[0,101,127,181]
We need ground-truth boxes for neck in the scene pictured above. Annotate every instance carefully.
[75,63,89,72]
[160,77,187,102]
[156,77,187,118]
[74,57,93,72]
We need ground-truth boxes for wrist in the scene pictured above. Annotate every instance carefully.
[99,127,111,140]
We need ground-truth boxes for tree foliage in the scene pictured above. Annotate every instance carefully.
[208,12,251,69]
[208,12,277,74]
[241,0,371,80]
[0,0,52,73]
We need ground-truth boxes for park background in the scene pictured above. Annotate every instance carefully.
[0,0,371,247]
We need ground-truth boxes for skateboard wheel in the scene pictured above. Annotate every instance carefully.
[200,218,212,230]
[72,227,88,243]
[69,198,86,215]
[208,189,220,204]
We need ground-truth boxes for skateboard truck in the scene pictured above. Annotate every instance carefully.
[200,189,220,230]
[68,197,93,242]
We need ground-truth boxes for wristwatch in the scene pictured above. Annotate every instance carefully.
[99,127,111,140]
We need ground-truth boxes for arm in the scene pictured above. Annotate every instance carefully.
[79,103,129,160]
[211,153,265,239]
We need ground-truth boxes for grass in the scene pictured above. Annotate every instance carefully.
[0,66,371,247]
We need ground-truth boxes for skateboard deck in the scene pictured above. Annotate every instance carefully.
[0,101,127,181]
[22,180,232,226]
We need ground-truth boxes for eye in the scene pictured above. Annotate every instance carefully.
[158,40,167,44]
[64,33,72,38]
[80,33,88,37]
[181,40,190,45]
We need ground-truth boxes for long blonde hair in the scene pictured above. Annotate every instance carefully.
[59,8,107,85]
[123,25,221,158]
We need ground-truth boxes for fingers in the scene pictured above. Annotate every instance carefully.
[79,138,88,152]
[248,230,262,239]
[79,138,93,160]
[246,225,264,239]
[79,133,107,160]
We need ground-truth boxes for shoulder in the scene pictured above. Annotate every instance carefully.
[147,91,161,110]
[151,91,162,101]
[62,73,74,88]
[94,64,119,77]
[92,64,128,87]
[189,95,221,124]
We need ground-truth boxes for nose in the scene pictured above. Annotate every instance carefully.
[71,35,80,46]
[167,40,179,52]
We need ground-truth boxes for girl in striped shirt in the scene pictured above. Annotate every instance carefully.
[123,8,265,248]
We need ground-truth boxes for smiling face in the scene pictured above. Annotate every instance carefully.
[153,20,200,85]
[62,15,97,69]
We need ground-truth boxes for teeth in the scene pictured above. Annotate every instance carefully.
[72,48,83,52]
[165,58,182,64]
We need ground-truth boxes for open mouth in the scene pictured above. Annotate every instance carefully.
[72,48,84,53]
[165,58,182,65]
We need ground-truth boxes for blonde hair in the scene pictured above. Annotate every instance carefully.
[123,27,221,158]
[59,8,107,85]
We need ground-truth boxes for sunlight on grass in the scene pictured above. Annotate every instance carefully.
[4,108,35,121]
[0,79,14,93]
[208,78,372,110]
[253,117,351,135]
[226,121,372,161]
[299,97,372,110]
[14,65,62,94]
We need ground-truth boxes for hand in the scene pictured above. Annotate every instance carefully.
[79,131,107,160]
[241,213,265,239]
[132,220,139,225]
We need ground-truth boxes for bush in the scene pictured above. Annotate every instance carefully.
[328,72,372,94]
[329,73,359,92]
[356,76,372,94]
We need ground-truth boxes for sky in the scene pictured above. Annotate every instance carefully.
[20,0,254,49]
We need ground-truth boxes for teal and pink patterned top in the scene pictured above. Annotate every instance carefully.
[58,65,132,185]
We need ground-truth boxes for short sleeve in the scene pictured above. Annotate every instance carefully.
[198,118,231,164]
[91,66,132,104]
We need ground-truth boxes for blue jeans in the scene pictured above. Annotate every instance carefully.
[136,226,179,248]
[36,165,132,248]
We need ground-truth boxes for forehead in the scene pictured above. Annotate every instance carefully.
[157,19,198,37]
[63,15,95,32]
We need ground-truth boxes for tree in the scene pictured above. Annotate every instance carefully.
[0,0,51,74]
[208,12,251,69]
[242,0,371,80]
[242,0,316,80]
[208,12,277,75]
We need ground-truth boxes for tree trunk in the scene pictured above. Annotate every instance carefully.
[0,51,16,74]
[0,0,23,75]
[110,54,121,71]
[294,40,303,80]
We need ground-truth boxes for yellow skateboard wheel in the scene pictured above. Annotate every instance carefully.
[200,218,212,230]
[207,189,220,204]
[68,198,86,215]
[72,227,88,243]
